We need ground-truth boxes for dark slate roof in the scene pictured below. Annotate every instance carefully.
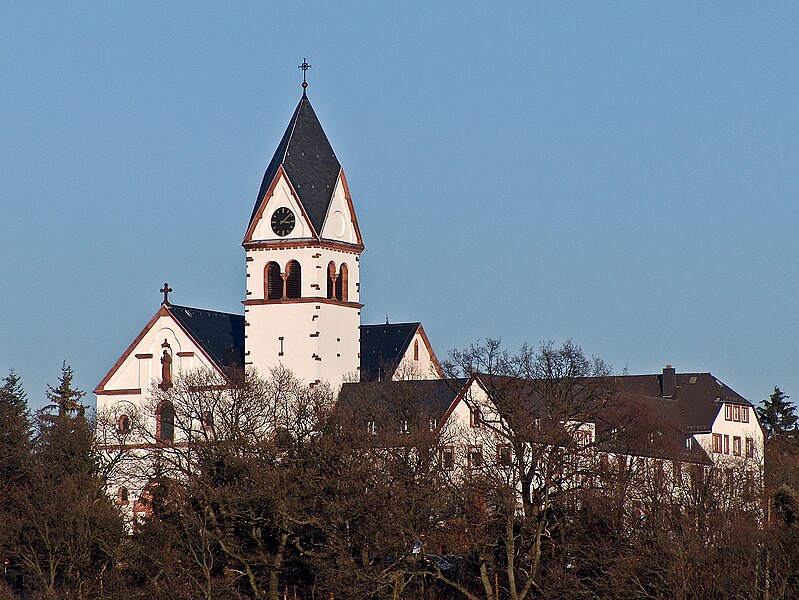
[168,305,245,370]
[338,379,465,422]
[360,323,420,382]
[249,94,341,237]
[612,372,750,434]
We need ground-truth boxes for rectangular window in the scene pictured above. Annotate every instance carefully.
[724,404,732,421]
[367,420,377,435]
[734,405,741,422]
[470,407,482,428]
[745,437,754,459]
[399,420,409,434]
[441,446,455,470]
[712,433,723,453]
[733,436,741,456]
[497,444,512,467]
[278,336,284,356]
[429,418,438,432]
[685,437,692,450]
[724,434,730,455]
[576,430,592,448]
[467,445,483,469]
[742,406,749,423]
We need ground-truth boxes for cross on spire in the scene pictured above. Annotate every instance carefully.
[160,282,173,305]
[298,58,311,93]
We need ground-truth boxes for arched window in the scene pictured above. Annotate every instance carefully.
[327,262,337,299]
[116,414,130,435]
[265,261,283,300]
[285,260,301,299]
[156,401,175,443]
[337,264,348,302]
[117,486,129,505]
[201,410,214,431]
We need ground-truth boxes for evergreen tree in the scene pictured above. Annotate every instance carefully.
[44,360,85,417]
[0,369,32,483]
[758,386,798,438]
[12,363,124,598]
[0,370,34,594]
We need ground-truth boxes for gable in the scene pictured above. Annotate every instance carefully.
[96,305,245,394]
[319,172,362,245]
[245,169,316,242]
[360,322,420,381]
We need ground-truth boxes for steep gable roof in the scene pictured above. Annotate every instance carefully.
[338,379,466,424]
[360,322,421,381]
[612,372,750,434]
[249,93,341,237]
[168,305,245,371]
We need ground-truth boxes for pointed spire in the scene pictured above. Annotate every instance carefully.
[248,90,341,238]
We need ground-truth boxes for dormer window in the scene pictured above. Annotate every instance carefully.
[685,437,692,450]
[429,418,438,432]
[367,420,377,435]
[399,420,409,434]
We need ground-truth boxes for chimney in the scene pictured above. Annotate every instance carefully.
[662,364,676,398]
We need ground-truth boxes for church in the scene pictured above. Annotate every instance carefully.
[95,76,764,513]
[95,79,442,421]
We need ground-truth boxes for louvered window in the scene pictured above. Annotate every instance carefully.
[327,262,337,299]
[266,262,283,300]
[285,261,302,299]
[337,264,348,302]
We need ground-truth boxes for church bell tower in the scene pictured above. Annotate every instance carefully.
[242,77,363,388]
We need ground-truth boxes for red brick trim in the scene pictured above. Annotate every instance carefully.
[416,323,445,379]
[243,297,363,309]
[338,170,364,247]
[96,388,142,396]
[243,238,363,254]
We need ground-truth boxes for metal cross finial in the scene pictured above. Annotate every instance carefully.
[298,58,311,92]
[160,282,173,305]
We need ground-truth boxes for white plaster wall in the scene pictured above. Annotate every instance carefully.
[96,315,218,416]
[245,302,360,388]
[394,330,441,380]
[696,403,765,466]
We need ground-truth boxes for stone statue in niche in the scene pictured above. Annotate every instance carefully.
[159,339,173,391]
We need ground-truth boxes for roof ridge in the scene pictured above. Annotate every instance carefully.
[168,304,243,318]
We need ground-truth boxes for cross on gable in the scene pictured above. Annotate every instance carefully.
[160,283,173,305]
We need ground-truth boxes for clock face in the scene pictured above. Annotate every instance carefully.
[270,207,296,237]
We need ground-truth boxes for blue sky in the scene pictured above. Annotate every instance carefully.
[2,3,798,410]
